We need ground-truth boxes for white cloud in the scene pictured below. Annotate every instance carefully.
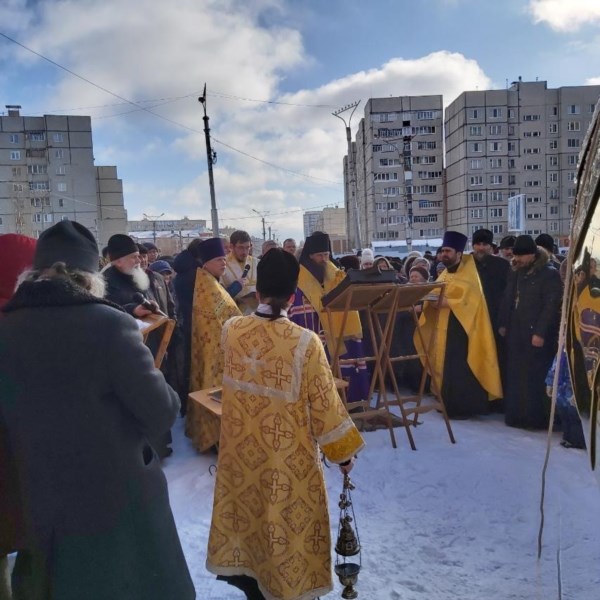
[586,77,600,85]
[528,0,600,32]
[2,1,492,242]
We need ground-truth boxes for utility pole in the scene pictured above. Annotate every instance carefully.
[143,212,164,245]
[333,101,362,251]
[252,208,267,240]
[199,84,219,235]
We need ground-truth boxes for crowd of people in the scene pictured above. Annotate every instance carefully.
[0,219,582,600]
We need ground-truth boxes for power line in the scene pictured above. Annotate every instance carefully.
[208,90,337,109]
[0,31,342,186]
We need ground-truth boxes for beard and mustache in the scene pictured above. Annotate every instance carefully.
[127,265,150,291]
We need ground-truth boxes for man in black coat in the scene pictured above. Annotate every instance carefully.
[499,235,562,429]
[0,221,195,600]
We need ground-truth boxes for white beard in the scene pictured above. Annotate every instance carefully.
[130,266,150,291]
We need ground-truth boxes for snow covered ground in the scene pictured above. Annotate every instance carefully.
[164,406,600,600]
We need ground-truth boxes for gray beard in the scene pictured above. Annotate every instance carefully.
[130,266,150,291]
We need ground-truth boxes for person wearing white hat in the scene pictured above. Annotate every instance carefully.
[360,248,374,269]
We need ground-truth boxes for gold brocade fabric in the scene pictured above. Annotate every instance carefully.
[221,254,259,315]
[414,254,502,399]
[297,262,363,352]
[187,268,241,451]
[206,314,365,600]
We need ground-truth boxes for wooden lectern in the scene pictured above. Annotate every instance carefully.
[139,314,176,369]
[322,280,455,450]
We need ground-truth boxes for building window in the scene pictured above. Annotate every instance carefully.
[470,175,483,186]
[568,172,576,182]
[13,183,24,192]
[490,175,503,185]
[32,213,42,223]
[509,175,516,186]
[53,132,64,143]
[416,111,435,120]
[374,172,398,181]
[525,180,541,187]
[490,208,504,218]
[491,224,504,234]
[568,188,576,198]
[523,115,540,121]
[549,156,558,167]
[490,191,503,202]
[508,158,516,168]
[549,189,559,199]
[56,166,66,175]
[28,164,48,175]
[524,131,541,137]
[508,125,515,135]
[11,167,21,176]
[471,142,482,152]
[379,158,401,167]
[524,147,540,154]
[10,133,19,143]
[489,158,502,169]
[55,149,65,159]
[373,144,382,152]
[552,106,558,116]
[489,125,502,135]
[10,150,21,160]
[43,213,53,223]
[590,104,597,113]
[57,182,67,192]
[567,138,580,148]
[549,140,558,150]
[548,123,558,134]
[527,196,542,203]
[29,131,45,141]
[469,108,480,119]
[508,142,516,152]
[469,125,482,136]
[489,107,502,119]
[417,171,442,179]
[524,164,541,170]
[470,209,484,219]
[550,206,559,215]
[470,192,484,202]
[29,182,50,191]
[382,187,400,196]
[417,141,437,150]
[548,172,558,183]
[568,154,578,166]
[508,109,516,119]
[489,141,502,152]
[470,159,482,169]
[568,121,581,131]
[527,212,542,219]
[550,222,559,232]
[568,104,580,114]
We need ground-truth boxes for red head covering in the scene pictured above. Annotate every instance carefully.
[0,234,37,309]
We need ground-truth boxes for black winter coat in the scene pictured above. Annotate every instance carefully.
[0,278,195,599]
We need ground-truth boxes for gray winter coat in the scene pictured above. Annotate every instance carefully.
[0,278,195,600]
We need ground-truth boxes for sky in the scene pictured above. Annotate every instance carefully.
[2,0,600,243]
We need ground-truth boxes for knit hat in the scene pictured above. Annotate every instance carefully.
[442,231,468,253]
[535,233,554,254]
[499,235,516,250]
[107,234,138,261]
[257,248,299,298]
[33,220,99,273]
[512,235,538,256]
[149,260,173,274]
[360,248,374,266]
[137,243,148,255]
[197,237,226,263]
[409,265,430,282]
[142,242,158,251]
[472,228,493,245]
[338,255,360,271]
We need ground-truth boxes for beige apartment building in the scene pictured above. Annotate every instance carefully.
[445,80,600,245]
[344,95,445,251]
[0,105,126,247]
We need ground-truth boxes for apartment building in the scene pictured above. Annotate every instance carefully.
[303,210,322,238]
[344,95,445,251]
[0,105,126,247]
[445,80,600,244]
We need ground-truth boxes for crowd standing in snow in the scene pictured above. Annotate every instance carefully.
[0,220,584,600]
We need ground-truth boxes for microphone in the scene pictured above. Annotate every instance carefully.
[241,263,251,279]
[133,292,167,317]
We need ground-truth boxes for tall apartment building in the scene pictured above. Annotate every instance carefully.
[344,95,445,250]
[303,210,322,238]
[0,105,127,247]
[445,80,600,245]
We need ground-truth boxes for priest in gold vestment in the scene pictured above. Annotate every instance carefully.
[415,231,502,418]
[187,237,241,451]
[207,248,365,600]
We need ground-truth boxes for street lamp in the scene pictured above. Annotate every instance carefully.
[198,84,219,236]
[333,101,362,251]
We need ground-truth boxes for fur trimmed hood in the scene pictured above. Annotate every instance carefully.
[2,277,124,314]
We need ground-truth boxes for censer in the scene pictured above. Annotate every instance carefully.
[334,473,361,599]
